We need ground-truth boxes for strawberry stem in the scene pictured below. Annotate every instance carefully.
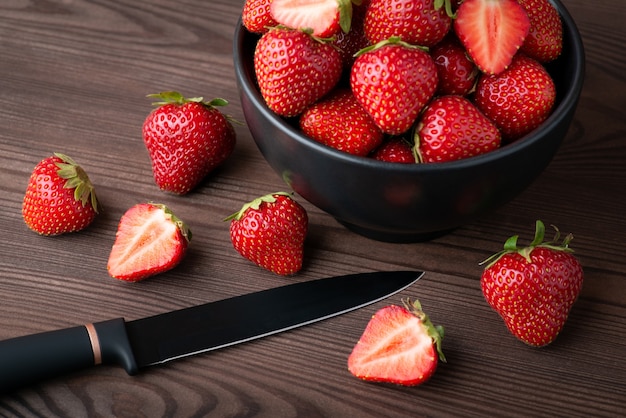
[224,192,292,222]
[354,36,429,58]
[434,0,456,19]
[480,220,575,269]
[402,298,446,363]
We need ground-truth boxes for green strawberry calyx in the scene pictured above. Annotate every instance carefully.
[147,91,242,126]
[434,0,456,19]
[147,91,228,108]
[480,220,574,269]
[224,192,292,222]
[338,0,358,34]
[54,152,99,213]
[402,298,446,363]
[150,202,192,242]
[354,36,429,58]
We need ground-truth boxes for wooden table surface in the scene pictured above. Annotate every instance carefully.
[1,0,625,416]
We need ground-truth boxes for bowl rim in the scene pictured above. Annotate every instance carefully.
[233,0,585,174]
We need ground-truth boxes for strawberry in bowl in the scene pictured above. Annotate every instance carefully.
[233,0,585,242]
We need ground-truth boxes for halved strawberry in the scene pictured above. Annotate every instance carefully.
[453,0,530,74]
[270,0,354,37]
[107,203,191,282]
[348,299,445,386]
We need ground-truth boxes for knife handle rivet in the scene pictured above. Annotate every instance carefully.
[85,323,103,365]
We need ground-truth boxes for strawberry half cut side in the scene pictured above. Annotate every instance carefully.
[453,0,530,75]
[107,203,191,282]
[348,299,445,386]
[270,0,354,37]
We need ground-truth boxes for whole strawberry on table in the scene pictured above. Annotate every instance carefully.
[226,192,308,276]
[142,91,236,195]
[242,0,563,161]
[480,220,584,347]
[22,153,99,236]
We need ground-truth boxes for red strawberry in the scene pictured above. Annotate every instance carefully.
[270,0,354,38]
[517,0,563,62]
[415,95,501,163]
[254,27,342,117]
[364,0,453,47]
[242,0,278,34]
[142,91,236,195]
[480,220,584,347]
[226,192,308,276]
[299,89,384,156]
[431,35,479,96]
[350,37,438,135]
[333,0,370,69]
[370,137,416,163]
[22,153,99,236]
[453,0,530,74]
[348,299,445,386]
[107,203,191,282]
[474,53,556,141]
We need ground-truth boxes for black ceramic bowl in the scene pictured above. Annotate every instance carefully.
[233,1,585,242]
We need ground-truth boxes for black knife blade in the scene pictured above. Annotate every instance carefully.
[0,270,423,393]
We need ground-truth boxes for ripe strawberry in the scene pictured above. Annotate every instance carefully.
[474,54,556,141]
[517,0,563,62]
[107,203,191,282]
[299,89,384,156]
[431,35,479,96]
[350,37,438,135]
[480,220,584,347]
[254,27,342,117]
[415,95,501,163]
[333,0,370,69]
[453,0,530,74]
[348,299,445,386]
[226,192,308,276]
[364,0,453,47]
[370,137,416,163]
[142,91,236,195]
[242,0,278,34]
[270,0,354,37]
[22,153,99,236]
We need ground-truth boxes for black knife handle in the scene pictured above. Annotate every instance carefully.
[0,318,138,393]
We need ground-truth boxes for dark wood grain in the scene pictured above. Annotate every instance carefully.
[1,0,625,416]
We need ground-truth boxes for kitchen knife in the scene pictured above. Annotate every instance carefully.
[0,270,423,393]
